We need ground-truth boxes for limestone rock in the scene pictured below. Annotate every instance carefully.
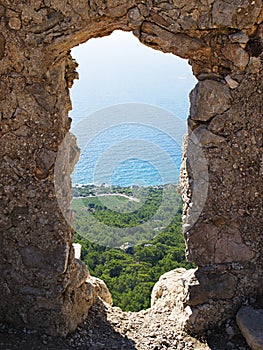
[71,258,90,287]
[212,0,262,28]
[184,269,238,306]
[214,227,255,263]
[190,80,232,122]
[151,268,196,328]
[86,276,113,305]
[35,148,57,179]
[139,22,210,59]
[128,7,144,25]
[247,57,262,74]
[225,75,239,89]
[229,31,249,44]
[223,44,249,70]
[151,268,240,333]
[151,268,187,308]
[192,125,226,148]
[236,306,263,350]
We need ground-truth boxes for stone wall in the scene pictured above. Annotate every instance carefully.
[0,0,262,336]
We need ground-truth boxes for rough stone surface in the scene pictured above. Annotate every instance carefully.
[0,0,262,339]
[86,276,113,306]
[236,306,263,350]
[0,269,252,349]
[151,268,186,306]
[225,75,240,89]
[190,80,232,122]
[0,33,5,60]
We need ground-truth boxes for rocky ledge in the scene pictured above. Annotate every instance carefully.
[0,268,254,350]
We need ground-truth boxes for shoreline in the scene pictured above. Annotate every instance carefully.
[72,183,179,188]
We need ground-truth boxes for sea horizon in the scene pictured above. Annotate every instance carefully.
[69,31,196,187]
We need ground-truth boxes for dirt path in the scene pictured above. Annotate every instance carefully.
[74,193,141,202]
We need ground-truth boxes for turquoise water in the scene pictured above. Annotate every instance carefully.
[69,32,196,186]
[70,103,190,187]
[71,119,183,186]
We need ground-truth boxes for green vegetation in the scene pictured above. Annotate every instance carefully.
[72,184,194,312]
[72,184,182,247]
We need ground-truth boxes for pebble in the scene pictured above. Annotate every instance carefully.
[226,325,235,337]
[93,342,105,350]
[8,17,22,30]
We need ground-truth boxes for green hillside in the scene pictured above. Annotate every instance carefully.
[72,185,194,311]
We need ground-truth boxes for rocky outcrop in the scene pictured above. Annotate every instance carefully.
[151,268,242,334]
[86,276,113,306]
[0,0,262,337]
[151,268,188,308]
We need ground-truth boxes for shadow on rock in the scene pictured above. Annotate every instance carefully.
[0,300,136,350]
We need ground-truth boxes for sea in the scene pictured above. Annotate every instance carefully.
[69,33,197,187]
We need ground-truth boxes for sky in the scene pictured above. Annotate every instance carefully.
[68,30,197,186]
[70,30,197,123]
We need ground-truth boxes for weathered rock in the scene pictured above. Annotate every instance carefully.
[86,276,113,305]
[236,306,263,350]
[190,80,232,122]
[247,57,262,73]
[184,269,238,306]
[151,268,187,308]
[214,228,255,263]
[8,17,22,30]
[151,268,242,335]
[225,75,240,89]
[35,148,57,179]
[0,34,5,60]
[229,31,249,44]
[192,125,226,148]
[212,0,262,29]
[0,0,262,339]
[139,22,211,59]
[223,44,250,70]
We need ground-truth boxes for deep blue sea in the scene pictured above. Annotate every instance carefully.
[69,32,197,187]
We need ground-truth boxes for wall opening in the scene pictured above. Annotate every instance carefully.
[69,30,197,311]
[0,0,261,341]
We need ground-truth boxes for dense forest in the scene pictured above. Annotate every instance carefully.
[72,185,194,312]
